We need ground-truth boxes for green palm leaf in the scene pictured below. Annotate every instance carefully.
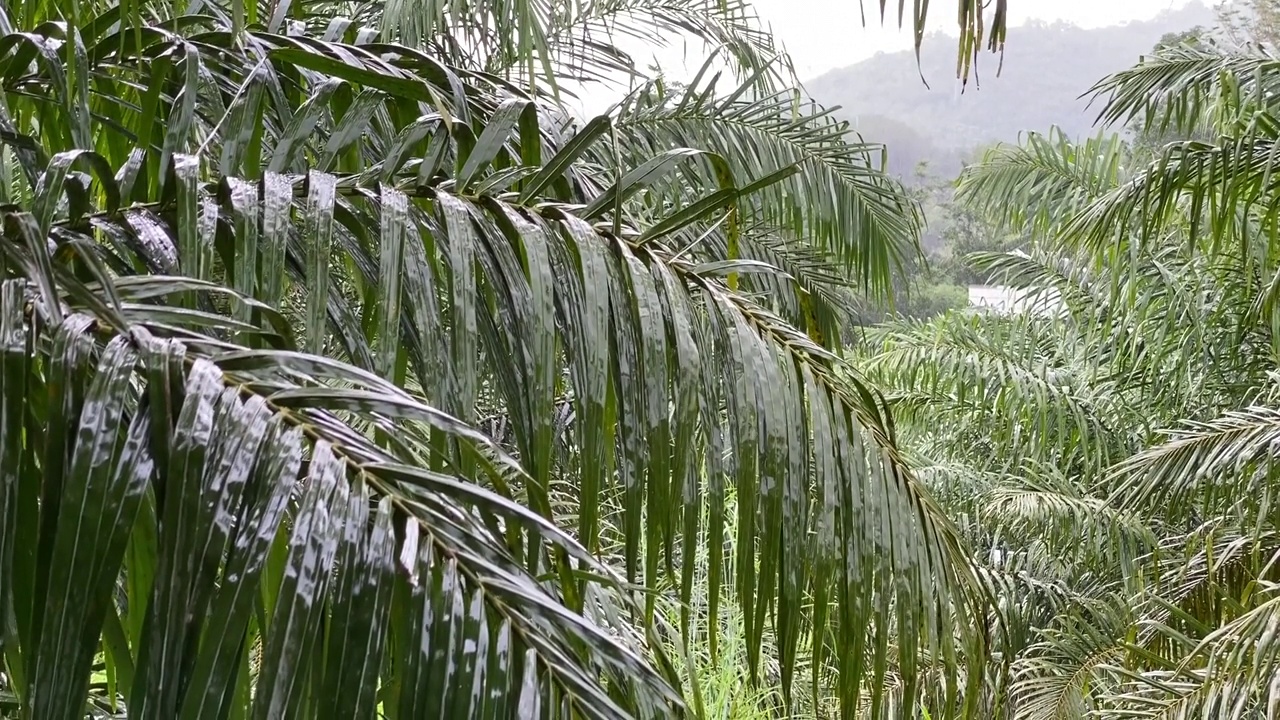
[956,128,1128,242]
[0,263,680,717]
[0,0,996,716]
[606,68,924,299]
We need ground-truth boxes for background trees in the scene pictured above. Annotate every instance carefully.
[854,23,1280,716]
[806,3,1215,182]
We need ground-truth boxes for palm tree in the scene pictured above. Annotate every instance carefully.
[0,0,1008,717]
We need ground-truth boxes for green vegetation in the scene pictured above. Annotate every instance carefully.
[0,0,1001,718]
[9,0,1280,718]
[859,163,1020,323]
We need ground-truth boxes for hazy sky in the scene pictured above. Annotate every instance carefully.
[570,0,1202,113]
[752,0,1198,78]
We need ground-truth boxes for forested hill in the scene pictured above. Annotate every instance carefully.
[805,2,1216,179]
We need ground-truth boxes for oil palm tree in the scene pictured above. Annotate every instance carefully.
[0,0,1008,718]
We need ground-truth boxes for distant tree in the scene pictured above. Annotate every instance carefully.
[854,157,1018,324]
[1154,25,1209,50]
[1217,0,1280,47]
[934,202,1022,286]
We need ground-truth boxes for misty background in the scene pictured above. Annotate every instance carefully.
[809,2,1217,181]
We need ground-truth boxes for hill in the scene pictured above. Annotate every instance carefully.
[806,2,1217,180]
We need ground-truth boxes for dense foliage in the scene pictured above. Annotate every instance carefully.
[22,0,1280,717]
[0,0,1010,719]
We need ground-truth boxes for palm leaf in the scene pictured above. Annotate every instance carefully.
[0,3,993,717]
[606,69,924,299]
[0,260,680,718]
[955,128,1128,242]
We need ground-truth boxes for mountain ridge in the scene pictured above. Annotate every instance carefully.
[804,2,1217,179]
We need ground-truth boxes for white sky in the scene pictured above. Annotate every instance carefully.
[751,0,1199,79]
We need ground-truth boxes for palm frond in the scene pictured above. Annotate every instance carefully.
[0,259,682,717]
[364,0,788,92]
[1088,45,1280,135]
[858,0,1007,88]
[606,69,925,299]
[541,0,789,86]
[966,249,1103,321]
[863,311,1121,475]
[1111,405,1280,519]
[1068,132,1280,252]
[955,128,1128,242]
[1103,586,1280,720]
[983,465,1155,558]
[1009,603,1130,720]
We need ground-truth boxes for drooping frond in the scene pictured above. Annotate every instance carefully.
[863,311,1122,475]
[856,0,1008,88]
[1070,46,1280,255]
[964,245,1270,419]
[1103,585,1280,720]
[983,465,1155,558]
[688,223,864,347]
[1009,602,1130,720]
[1137,528,1280,647]
[365,0,787,90]
[0,253,683,718]
[1111,405,1280,519]
[361,0,1008,91]
[605,67,925,298]
[539,0,789,86]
